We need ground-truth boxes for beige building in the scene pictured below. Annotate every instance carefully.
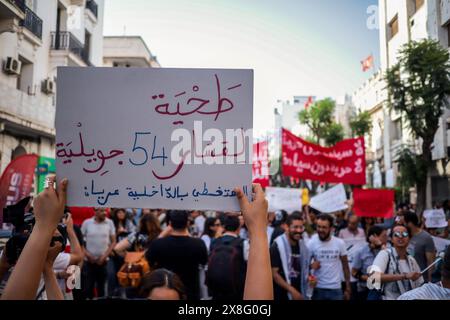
[0,0,105,173]
[103,36,160,68]
[353,0,450,204]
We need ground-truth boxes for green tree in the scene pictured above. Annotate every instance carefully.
[298,98,344,146]
[385,39,450,213]
[350,111,373,138]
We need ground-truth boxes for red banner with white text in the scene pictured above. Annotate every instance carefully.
[0,154,39,226]
[281,128,366,185]
[252,141,269,188]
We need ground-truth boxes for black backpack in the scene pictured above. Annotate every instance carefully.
[206,237,246,299]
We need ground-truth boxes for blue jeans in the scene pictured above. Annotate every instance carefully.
[312,288,343,300]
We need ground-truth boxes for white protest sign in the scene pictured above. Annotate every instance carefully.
[423,209,448,229]
[265,187,302,213]
[309,183,348,213]
[56,68,253,211]
[432,236,450,254]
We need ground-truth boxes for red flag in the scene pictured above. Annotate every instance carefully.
[353,189,395,218]
[361,55,374,72]
[304,96,314,109]
[281,128,366,185]
[252,141,269,188]
[0,154,39,225]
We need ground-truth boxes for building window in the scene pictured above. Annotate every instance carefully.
[391,119,402,142]
[11,145,27,161]
[447,24,450,48]
[389,15,399,40]
[17,56,34,94]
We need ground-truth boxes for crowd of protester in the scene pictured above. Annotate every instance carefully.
[0,177,449,300]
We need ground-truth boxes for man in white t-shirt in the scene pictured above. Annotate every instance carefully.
[191,211,206,237]
[81,208,116,299]
[338,215,367,299]
[308,213,351,300]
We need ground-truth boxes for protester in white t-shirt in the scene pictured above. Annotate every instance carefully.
[191,211,206,237]
[338,215,367,300]
[81,208,116,299]
[308,213,351,300]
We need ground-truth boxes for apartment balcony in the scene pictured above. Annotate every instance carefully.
[0,0,25,33]
[0,81,55,138]
[50,31,92,66]
[19,4,42,40]
[86,0,98,19]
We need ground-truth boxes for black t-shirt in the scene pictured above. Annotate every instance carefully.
[270,241,301,300]
[147,235,208,300]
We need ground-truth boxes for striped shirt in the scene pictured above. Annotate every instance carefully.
[398,283,450,300]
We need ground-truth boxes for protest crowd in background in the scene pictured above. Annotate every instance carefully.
[0,177,449,301]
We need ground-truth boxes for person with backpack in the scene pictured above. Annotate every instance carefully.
[114,214,161,297]
[270,213,310,300]
[146,210,208,300]
[371,224,424,300]
[207,214,247,300]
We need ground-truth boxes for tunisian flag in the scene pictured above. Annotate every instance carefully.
[361,55,374,72]
[0,154,39,225]
[252,141,269,188]
[353,189,395,218]
[282,128,366,185]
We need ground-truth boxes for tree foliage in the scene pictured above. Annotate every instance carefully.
[386,39,450,211]
[298,98,344,146]
[350,111,372,138]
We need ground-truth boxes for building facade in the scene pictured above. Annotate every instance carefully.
[353,0,450,204]
[103,36,160,68]
[275,96,316,137]
[0,0,104,174]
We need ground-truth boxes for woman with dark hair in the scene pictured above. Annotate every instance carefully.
[111,208,136,242]
[199,217,222,299]
[114,214,162,255]
[139,268,187,300]
[361,217,376,236]
[200,217,222,252]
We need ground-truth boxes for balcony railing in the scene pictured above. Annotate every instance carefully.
[19,5,42,39]
[86,0,98,18]
[7,0,26,12]
[51,31,92,66]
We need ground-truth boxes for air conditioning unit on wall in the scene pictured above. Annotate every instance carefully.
[3,57,22,75]
[42,78,56,94]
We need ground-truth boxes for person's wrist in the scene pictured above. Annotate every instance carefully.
[34,220,58,235]
[43,263,53,273]
[247,227,266,240]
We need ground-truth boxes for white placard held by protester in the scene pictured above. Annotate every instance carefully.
[423,209,448,229]
[265,187,302,213]
[56,68,253,211]
[309,183,348,213]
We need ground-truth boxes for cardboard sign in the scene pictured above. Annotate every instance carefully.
[309,184,348,213]
[265,187,302,213]
[424,209,448,229]
[56,68,253,211]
